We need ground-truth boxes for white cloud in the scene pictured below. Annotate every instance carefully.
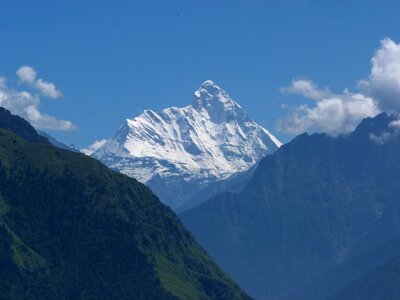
[24,105,75,131]
[35,79,62,98]
[281,79,331,100]
[81,139,108,155]
[389,119,400,128]
[16,66,37,83]
[278,79,380,135]
[358,38,400,112]
[0,69,76,131]
[16,66,62,98]
[369,117,400,144]
[278,38,400,135]
[361,37,400,111]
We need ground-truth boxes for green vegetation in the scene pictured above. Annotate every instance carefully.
[0,125,250,299]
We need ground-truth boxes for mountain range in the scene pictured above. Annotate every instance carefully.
[0,108,250,299]
[3,91,400,299]
[91,80,281,209]
[181,112,400,299]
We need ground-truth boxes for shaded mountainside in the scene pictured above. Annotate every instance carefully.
[330,255,400,300]
[176,163,257,213]
[92,81,280,209]
[0,107,50,145]
[181,113,400,299]
[0,111,250,299]
[284,236,400,300]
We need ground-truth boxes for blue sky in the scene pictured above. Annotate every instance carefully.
[1,1,400,147]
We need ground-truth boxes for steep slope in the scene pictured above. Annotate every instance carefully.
[181,112,400,299]
[330,255,400,300]
[92,80,281,209]
[0,111,251,299]
[0,107,50,144]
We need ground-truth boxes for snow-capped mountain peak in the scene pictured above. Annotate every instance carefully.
[92,80,281,209]
[193,80,242,115]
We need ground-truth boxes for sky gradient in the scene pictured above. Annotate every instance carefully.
[1,1,400,147]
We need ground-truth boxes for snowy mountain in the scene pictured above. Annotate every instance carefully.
[91,80,281,209]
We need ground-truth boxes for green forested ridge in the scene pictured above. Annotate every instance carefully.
[0,123,250,299]
[0,108,50,145]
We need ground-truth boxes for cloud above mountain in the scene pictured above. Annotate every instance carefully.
[278,38,400,135]
[81,139,108,155]
[17,66,63,99]
[277,79,379,135]
[359,38,400,112]
[0,66,76,131]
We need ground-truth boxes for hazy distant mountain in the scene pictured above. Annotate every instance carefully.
[0,108,250,300]
[181,112,400,299]
[330,255,400,300]
[91,80,281,209]
[284,236,400,300]
[37,130,79,152]
[176,162,258,213]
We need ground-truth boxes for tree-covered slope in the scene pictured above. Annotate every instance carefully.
[181,112,400,299]
[0,119,250,299]
[0,107,50,144]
